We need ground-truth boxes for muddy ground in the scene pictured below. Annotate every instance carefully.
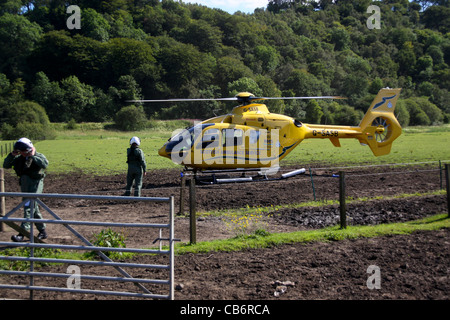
[0,163,448,301]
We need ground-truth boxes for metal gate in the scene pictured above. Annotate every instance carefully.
[0,192,175,300]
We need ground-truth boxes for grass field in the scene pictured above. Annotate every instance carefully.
[1,122,449,175]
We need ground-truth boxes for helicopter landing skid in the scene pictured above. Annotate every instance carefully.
[184,167,306,185]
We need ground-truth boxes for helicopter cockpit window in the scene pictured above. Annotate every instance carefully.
[197,128,220,149]
[165,123,213,153]
[222,129,243,147]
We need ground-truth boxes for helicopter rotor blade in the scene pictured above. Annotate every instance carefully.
[252,96,346,101]
[127,95,346,103]
[126,98,237,103]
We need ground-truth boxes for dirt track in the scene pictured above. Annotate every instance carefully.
[0,163,449,300]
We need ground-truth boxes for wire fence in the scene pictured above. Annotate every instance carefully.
[176,160,450,242]
[0,142,13,158]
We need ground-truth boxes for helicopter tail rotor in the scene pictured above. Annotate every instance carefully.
[357,88,402,156]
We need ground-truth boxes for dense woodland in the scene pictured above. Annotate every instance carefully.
[0,0,449,139]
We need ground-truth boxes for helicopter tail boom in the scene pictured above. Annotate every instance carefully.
[303,88,402,156]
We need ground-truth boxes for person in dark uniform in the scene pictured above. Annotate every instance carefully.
[124,136,147,197]
[3,137,49,242]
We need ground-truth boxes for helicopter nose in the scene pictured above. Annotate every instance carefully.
[158,144,170,158]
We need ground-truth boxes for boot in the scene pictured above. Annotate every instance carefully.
[38,230,48,240]
[11,234,25,242]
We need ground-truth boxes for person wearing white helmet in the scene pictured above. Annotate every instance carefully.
[3,137,49,242]
[124,136,147,196]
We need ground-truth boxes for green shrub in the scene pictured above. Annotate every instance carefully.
[115,105,147,131]
[0,100,56,140]
[65,118,79,130]
[85,228,127,259]
[1,122,56,140]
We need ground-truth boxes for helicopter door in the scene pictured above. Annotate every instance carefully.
[196,128,221,165]
[222,128,244,164]
[246,129,261,164]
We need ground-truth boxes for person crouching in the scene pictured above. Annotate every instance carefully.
[3,137,49,242]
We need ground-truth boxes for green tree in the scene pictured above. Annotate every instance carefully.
[30,71,65,122]
[368,77,384,95]
[416,55,433,73]
[88,88,115,122]
[69,35,108,88]
[330,27,350,51]
[215,56,254,94]
[108,9,147,40]
[255,74,284,114]
[422,5,450,33]
[396,42,417,76]
[254,45,280,73]
[81,8,111,42]
[104,37,156,81]
[32,72,96,122]
[426,45,444,66]
[107,75,143,117]
[177,19,223,55]
[0,13,42,79]
[30,30,75,81]
[59,75,96,122]
[321,101,362,125]
[227,77,262,97]
[158,41,215,96]
[0,0,26,14]
[283,69,329,96]
[304,99,323,123]
[417,81,434,96]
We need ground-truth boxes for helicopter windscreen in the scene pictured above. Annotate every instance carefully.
[164,123,214,154]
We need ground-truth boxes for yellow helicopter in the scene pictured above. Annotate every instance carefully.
[131,88,402,182]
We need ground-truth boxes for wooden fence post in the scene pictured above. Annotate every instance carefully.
[179,172,185,215]
[309,168,316,201]
[445,164,449,218]
[339,171,347,229]
[189,178,196,244]
[0,168,4,232]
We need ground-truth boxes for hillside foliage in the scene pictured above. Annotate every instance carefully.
[0,0,449,138]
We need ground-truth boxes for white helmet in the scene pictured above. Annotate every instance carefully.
[14,137,33,152]
[130,136,140,146]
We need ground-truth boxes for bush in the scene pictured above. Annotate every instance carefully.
[85,228,127,259]
[65,118,78,130]
[115,105,147,131]
[395,101,410,127]
[0,100,56,140]
[10,100,51,125]
[403,97,443,126]
[2,122,56,140]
